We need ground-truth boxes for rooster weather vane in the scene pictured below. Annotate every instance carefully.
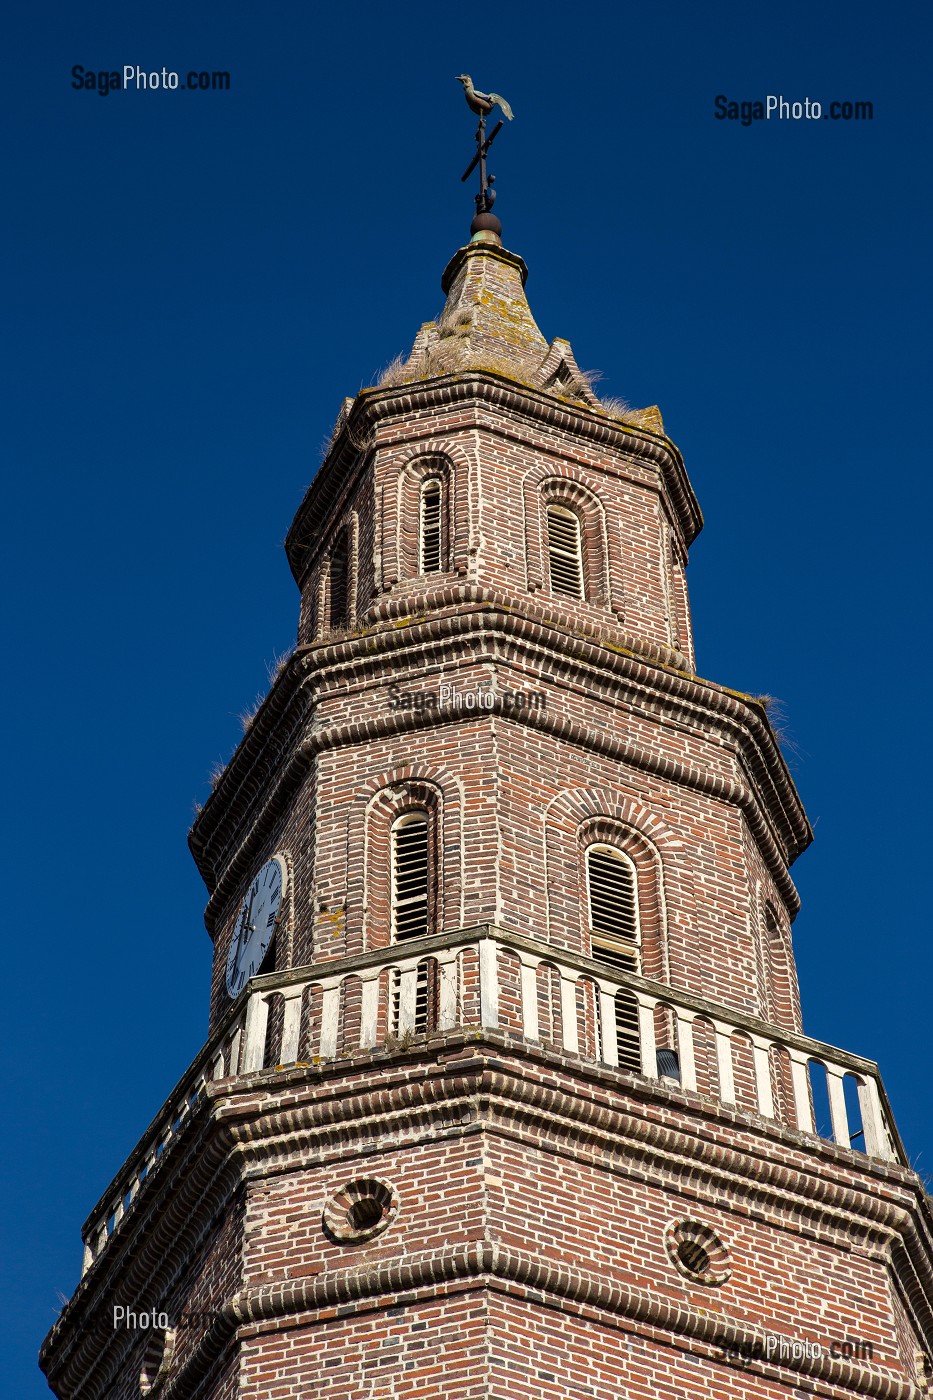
[456,75,514,232]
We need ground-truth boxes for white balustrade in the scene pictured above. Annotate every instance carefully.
[79,924,901,1278]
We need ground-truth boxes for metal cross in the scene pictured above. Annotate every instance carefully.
[460,114,504,216]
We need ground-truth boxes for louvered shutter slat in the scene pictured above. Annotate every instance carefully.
[329,531,349,629]
[420,481,442,573]
[547,506,584,599]
[393,814,429,941]
[588,847,640,976]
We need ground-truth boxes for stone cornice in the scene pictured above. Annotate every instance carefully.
[284,372,702,586]
[189,593,810,920]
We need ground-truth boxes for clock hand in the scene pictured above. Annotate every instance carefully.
[233,890,256,966]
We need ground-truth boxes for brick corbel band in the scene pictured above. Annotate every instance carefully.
[197,600,807,926]
[158,1241,916,1400]
[222,1057,908,1238]
[284,373,704,585]
[45,1049,932,1400]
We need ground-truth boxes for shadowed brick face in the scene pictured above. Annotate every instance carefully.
[41,233,933,1400]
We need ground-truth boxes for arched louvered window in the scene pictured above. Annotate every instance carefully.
[546,504,584,599]
[587,846,640,973]
[419,478,443,574]
[328,530,349,629]
[391,811,430,941]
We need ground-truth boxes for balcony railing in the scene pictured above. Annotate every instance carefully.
[80,924,903,1276]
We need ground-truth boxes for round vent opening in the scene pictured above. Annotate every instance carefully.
[347,1195,385,1232]
[323,1177,400,1244]
[677,1238,712,1276]
[664,1219,731,1286]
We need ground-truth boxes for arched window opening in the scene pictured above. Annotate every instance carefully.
[328,529,349,630]
[587,845,640,974]
[420,478,443,574]
[392,811,430,942]
[546,504,584,599]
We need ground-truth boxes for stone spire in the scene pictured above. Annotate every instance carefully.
[377,234,664,434]
[382,236,600,408]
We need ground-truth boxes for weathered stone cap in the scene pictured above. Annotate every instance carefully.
[381,239,603,409]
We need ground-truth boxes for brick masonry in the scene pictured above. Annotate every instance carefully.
[41,1036,933,1397]
[41,233,933,1399]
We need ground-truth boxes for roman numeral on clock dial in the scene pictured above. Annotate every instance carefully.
[225,855,288,998]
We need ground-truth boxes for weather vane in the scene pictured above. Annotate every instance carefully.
[456,75,514,232]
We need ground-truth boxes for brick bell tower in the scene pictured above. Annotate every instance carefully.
[43,171,933,1400]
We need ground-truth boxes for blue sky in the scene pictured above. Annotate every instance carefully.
[5,2,931,1392]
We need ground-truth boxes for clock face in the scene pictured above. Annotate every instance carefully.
[225,855,287,998]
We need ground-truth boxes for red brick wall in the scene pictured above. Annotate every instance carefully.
[207,687,797,1034]
[201,374,805,1041]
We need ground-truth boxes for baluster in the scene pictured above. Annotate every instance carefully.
[826,1065,851,1147]
[559,972,579,1053]
[279,988,304,1064]
[519,957,540,1041]
[436,953,460,1032]
[242,992,270,1073]
[319,983,341,1057]
[857,1075,895,1161]
[478,938,499,1026]
[674,1008,698,1092]
[636,994,658,1079]
[228,1027,242,1077]
[787,1049,815,1133]
[712,1020,736,1105]
[598,985,619,1067]
[359,973,381,1047]
[396,966,418,1036]
[750,1034,775,1118]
